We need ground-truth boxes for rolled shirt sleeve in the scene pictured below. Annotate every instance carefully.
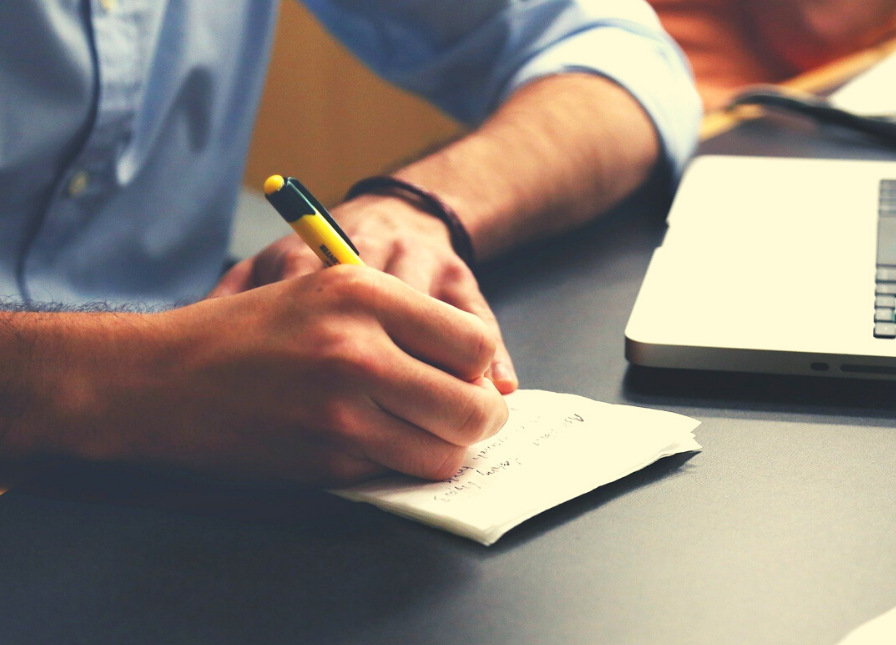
[303,0,702,181]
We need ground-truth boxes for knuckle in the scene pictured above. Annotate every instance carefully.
[281,246,314,274]
[317,399,357,437]
[424,445,467,481]
[469,317,497,369]
[309,263,355,290]
[347,346,388,383]
[223,257,249,278]
[391,236,414,258]
[351,233,384,258]
[457,391,508,445]
[441,256,473,284]
[323,454,373,487]
[321,265,384,306]
[301,266,390,320]
[455,396,492,445]
[318,331,386,383]
[316,451,347,481]
[308,323,352,360]
[494,397,510,433]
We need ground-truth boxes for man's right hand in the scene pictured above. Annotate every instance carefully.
[0,266,508,487]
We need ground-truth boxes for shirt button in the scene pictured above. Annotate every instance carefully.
[100,0,117,11]
[68,171,89,197]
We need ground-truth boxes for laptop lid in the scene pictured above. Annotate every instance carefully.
[625,155,896,379]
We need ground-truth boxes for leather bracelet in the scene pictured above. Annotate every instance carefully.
[344,176,475,267]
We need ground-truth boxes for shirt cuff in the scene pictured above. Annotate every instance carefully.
[502,24,703,184]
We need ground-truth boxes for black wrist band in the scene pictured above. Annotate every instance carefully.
[344,175,476,267]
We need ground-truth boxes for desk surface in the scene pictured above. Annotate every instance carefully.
[3,120,896,645]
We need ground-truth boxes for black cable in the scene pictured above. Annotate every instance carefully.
[727,86,896,148]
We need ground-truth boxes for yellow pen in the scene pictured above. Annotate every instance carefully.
[263,174,364,267]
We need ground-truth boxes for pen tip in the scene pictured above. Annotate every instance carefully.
[264,175,285,195]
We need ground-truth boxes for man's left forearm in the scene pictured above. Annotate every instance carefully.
[391,73,661,261]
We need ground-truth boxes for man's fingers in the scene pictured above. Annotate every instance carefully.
[348,232,393,272]
[251,238,321,285]
[336,397,487,481]
[208,234,324,299]
[299,447,387,487]
[376,243,518,393]
[460,297,517,394]
[208,259,254,298]
[382,245,438,295]
[437,271,519,394]
[370,353,509,448]
[355,271,496,381]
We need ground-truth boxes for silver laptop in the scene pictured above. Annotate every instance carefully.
[625,155,896,379]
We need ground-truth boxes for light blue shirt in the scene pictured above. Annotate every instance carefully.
[0,0,700,307]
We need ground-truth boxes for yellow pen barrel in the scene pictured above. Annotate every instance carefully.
[290,214,365,267]
[264,174,364,268]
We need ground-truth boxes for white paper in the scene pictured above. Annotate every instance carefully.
[333,389,700,545]
[829,52,896,116]
[837,605,896,644]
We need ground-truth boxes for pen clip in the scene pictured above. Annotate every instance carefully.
[288,177,360,256]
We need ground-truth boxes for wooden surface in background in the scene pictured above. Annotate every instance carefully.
[701,36,896,140]
[243,2,462,207]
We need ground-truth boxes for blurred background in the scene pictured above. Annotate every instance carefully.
[243,2,463,208]
[231,1,896,260]
[232,2,464,259]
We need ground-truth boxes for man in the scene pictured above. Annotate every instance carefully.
[0,1,701,486]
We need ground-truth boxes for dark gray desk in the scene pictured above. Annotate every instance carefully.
[3,119,896,645]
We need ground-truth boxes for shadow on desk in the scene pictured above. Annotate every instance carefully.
[15,461,367,531]
[485,450,698,553]
[13,443,696,555]
[0,448,699,644]
[5,463,481,643]
[625,364,896,420]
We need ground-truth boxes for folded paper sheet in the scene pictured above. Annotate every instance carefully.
[837,605,896,645]
[333,389,700,545]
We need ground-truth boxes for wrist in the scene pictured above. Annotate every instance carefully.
[339,192,456,249]
[345,176,476,266]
